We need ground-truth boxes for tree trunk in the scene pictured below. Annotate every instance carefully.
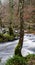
[15,0,24,56]
[0,17,2,31]
[9,0,14,36]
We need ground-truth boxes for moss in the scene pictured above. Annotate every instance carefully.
[3,34,14,41]
[0,33,15,43]
[10,36,14,40]
[15,42,22,56]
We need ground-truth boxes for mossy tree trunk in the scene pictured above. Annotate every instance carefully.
[9,21,14,36]
[9,0,14,36]
[15,0,24,56]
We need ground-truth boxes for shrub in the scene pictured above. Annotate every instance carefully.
[3,34,14,41]
[3,34,10,40]
[0,33,15,42]
[5,55,27,65]
[10,36,14,41]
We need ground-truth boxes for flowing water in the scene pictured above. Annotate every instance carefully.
[0,34,35,64]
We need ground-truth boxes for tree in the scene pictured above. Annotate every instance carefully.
[15,0,24,56]
[0,1,2,30]
[9,0,14,36]
[8,20,14,36]
[0,17,2,28]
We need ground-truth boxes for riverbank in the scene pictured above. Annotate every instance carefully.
[25,30,35,34]
[0,32,35,43]
[0,54,35,65]
[5,54,35,65]
[0,34,35,63]
[0,33,16,43]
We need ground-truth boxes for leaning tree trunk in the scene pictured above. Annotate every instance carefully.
[15,0,24,56]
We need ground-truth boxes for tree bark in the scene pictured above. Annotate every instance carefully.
[15,0,24,56]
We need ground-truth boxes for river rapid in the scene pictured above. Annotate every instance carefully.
[0,34,35,63]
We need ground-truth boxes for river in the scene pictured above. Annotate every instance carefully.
[0,34,35,64]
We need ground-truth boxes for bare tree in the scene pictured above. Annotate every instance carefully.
[0,1,2,30]
[15,0,24,56]
[9,0,14,36]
